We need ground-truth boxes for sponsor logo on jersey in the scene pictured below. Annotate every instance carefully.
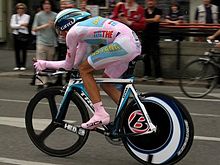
[91,43,121,56]
[94,31,113,38]
[92,16,103,25]
[108,20,117,26]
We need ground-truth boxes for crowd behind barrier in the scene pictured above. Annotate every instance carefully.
[5,0,220,81]
[158,22,220,70]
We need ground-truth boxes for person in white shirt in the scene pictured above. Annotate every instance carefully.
[10,3,30,71]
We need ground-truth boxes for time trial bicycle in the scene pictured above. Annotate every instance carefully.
[179,40,220,98]
[25,68,194,165]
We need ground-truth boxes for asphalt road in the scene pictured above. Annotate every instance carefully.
[0,76,220,165]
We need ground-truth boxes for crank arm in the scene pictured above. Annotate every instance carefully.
[114,128,157,138]
[58,121,87,136]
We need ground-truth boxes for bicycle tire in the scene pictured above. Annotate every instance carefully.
[120,93,194,165]
[25,86,90,157]
[179,59,218,98]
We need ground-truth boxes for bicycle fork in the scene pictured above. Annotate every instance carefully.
[125,84,157,134]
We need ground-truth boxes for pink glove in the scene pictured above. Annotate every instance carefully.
[34,60,47,71]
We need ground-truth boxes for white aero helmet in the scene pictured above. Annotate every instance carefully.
[54,8,91,32]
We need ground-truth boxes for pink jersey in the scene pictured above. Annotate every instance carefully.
[46,16,141,78]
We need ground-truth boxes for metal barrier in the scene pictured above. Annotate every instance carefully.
[159,23,220,69]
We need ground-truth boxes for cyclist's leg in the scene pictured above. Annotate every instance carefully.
[100,73,121,104]
[86,42,131,106]
[80,42,130,129]
[81,37,140,129]
[79,60,110,129]
[79,61,101,103]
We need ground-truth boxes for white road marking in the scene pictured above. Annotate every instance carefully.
[1,97,220,143]
[1,92,220,104]
[0,157,60,165]
[208,93,220,98]
[101,91,220,102]
[0,117,220,142]
[175,96,220,102]
[190,113,220,118]
[194,136,220,142]
[0,98,29,103]
[0,117,74,130]
[1,97,220,118]
[0,117,25,128]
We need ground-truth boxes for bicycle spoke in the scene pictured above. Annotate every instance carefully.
[38,122,57,142]
[47,95,58,119]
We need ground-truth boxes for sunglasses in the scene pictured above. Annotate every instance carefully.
[17,7,25,9]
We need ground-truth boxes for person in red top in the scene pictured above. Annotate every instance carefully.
[111,0,145,32]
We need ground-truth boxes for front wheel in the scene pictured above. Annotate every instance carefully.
[25,87,90,157]
[121,93,194,165]
[179,59,218,98]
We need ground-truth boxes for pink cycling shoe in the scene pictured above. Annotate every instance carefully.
[81,111,110,130]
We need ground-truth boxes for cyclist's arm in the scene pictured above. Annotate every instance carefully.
[34,30,81,70]
[74,42,88,68]
[42,31,79,70]
[208,29,220,40]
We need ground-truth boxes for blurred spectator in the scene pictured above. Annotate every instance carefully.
[29,4,41,86]
[28,4,41,50]
[111,0,145,32]
[207,29,220,47]
[80,0,91,13]
[141,0,163,83]
[55,0,75,86]
[32,0,57,89]
[195,0,219,24]
[194,0,219,42]
[207,29,220,84]
[10,3,30,71]
[164,2,185,41]
[60,0,75,10]
[165,2,184,25]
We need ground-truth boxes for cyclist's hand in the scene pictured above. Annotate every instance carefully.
[207,35,215,41]
[34,60,47,71]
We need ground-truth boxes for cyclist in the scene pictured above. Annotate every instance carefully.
[34,8,142,129]
[207,29,220,47]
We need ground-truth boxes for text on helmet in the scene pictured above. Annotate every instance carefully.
[60,20,75,30]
